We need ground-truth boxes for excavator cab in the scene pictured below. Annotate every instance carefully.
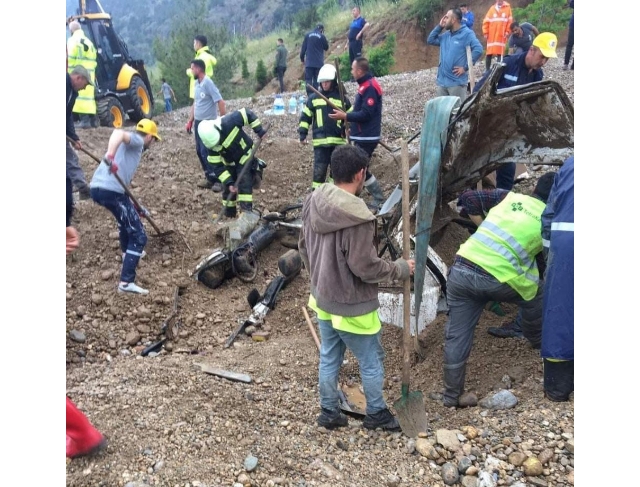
[67,0,154,127]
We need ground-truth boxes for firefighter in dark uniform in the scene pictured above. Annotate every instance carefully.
[298,64,352,189]
[197,108,267,218]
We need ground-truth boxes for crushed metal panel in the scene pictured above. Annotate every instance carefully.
[439,66,574,202]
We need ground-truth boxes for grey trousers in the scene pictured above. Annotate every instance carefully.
[443,264,543,405]
[436,84,468,104]
[66,140,88,191]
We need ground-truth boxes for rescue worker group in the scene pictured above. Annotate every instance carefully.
[66,11,573,453]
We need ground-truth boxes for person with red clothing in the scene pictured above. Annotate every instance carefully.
[67,168,107,459]
[482,0,513,72]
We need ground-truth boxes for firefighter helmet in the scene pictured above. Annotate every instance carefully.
[198,118,222,149]
[317,64,337,83]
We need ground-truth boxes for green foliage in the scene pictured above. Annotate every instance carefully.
[367,33,396,77]
[255,59,269,89]
[408,0,445,30]
[331,50,351,83]
[241,58,250,79]
[151,0,240,105]
[294,5,320,35]
[512,0,571,34]
[317,0,341,19]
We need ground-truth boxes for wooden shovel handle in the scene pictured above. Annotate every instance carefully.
[302,306,321,352]
[401,140,412,388]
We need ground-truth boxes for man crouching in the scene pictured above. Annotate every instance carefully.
[299,144,415,431]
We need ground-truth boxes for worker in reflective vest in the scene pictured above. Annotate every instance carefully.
[67,20,98,128]
[441,172,556,407]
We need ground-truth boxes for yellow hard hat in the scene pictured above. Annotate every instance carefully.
[532,32,558,58]
[136,119,161,140]
[198,118,222,149]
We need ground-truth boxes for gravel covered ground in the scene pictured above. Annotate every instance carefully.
[66,50,574,487]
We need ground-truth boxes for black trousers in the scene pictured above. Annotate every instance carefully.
[353,141,378,181]
[564,23,574,68]
[275,67,286,93]
[349,39,363,65]
[304,67,320,95]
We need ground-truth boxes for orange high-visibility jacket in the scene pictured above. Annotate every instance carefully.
[482,1,513,56]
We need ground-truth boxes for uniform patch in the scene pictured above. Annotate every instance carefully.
[367,97,375,106]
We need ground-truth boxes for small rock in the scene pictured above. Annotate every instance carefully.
[522,457,543,476]
[125,331,141,346]
[252,331,270,341]
[565,439,574,454]
[458,456,473,474]
[507,366,526,383]
[441,462,459,485]
[101,269,115,280]
[245,325,257,336]
[386,474,400,487]
[566,470,574,485]
[459,392,478,407]
[336,439,348,451]
[91,293,103,305]
[237,473,250,484]
[69,330,86,343]
[280,420,290,427]
[477,470,496,487]
[462,475,479,487]
[244,454,258,472]
[152,460,164,472]
[405,438,416,454]
[479,389,518,409]
[538,448,554,465]
[76,305,87,317]
[109,231,119,239]
[416,438,439,459]
[508,451,527,466]
[461,425,479,439]
[527,478,548,487]
[436,429,461,451]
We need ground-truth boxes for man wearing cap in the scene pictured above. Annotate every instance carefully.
[67,20,99,129]
[197,109,267,219]
[185,58,226,192]
[89,119,161,295]
[300,24,329,95]
[440,172,557,408]
[473,32,558,191]
[67,66,94,201]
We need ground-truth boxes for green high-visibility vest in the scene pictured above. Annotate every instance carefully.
[457,192,545,300]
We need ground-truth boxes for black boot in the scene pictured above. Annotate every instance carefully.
[317,407,348,430]
[363,408,401,431]
[364,177,385,209]
[443,363,466,407]
[543,359,574,401]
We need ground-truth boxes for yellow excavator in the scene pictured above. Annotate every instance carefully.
[67,0,154,127]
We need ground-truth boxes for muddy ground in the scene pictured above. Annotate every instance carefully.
[66,55,574,487]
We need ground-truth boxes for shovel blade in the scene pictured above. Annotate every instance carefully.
[339,383,366,418]
[393,390,428,438]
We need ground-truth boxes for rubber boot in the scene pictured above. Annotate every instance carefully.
[543,359,574,401]
[78,115,91,129]
[443,363,467,407]
[364,176,385,209]
[66,397,106,459]
[90,115,100,128]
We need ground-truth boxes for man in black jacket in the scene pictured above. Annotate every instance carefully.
[300,24,329,95]
[66,66,93,200]
[329,57,386,210]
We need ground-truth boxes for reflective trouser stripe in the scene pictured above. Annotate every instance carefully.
[312,137,347,147]
[312,181,322,188]
[551,222,574,232]
[237,194,252,202]
[222,199,236,207]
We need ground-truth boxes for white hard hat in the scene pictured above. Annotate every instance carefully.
[317,64,337,83]
[198,118,222,149]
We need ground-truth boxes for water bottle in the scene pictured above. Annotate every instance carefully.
[273,95,284,115]
[288,95,297,115]
[298,94,306,114]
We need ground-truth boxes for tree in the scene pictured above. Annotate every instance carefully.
[255,59,268,89]
[512,0,572,33]
[368,33,396,77]
[241,58,250,79]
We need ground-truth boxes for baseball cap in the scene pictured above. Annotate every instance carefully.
[532,32,558,58]
[136,119,161,140]
[70,65,94,86]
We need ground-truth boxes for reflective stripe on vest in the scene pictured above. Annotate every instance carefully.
[457,192,545,300]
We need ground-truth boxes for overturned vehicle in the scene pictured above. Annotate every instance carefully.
[377,65,574,336]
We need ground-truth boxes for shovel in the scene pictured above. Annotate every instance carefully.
[302,306,366,419]
[67,136,174,239]
[393,140,428,438]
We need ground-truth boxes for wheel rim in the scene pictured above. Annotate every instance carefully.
[137,86,151,114]
[110,106,123,127]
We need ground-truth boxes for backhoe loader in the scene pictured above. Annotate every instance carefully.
[67,0,154,127]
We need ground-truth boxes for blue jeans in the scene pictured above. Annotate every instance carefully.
[164,98,172,112]
[90,187,147,283]
[317,319,387,415]
[194,119,218,183]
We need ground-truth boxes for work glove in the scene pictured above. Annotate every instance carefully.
[102,154,118,174]
[186,120,193,134]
